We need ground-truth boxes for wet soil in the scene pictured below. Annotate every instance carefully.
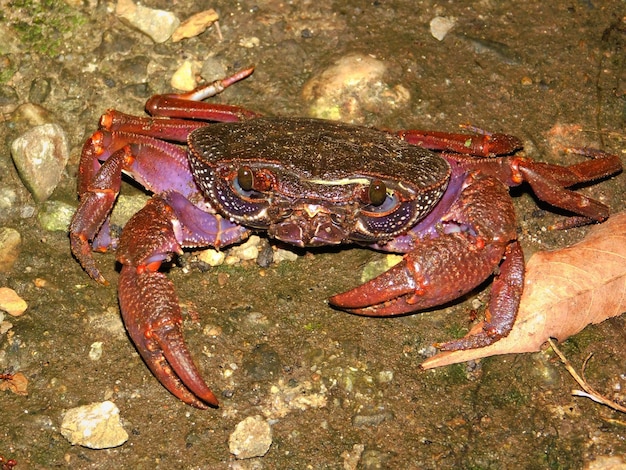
[1,1,625,469]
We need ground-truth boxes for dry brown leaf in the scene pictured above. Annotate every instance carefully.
[0,372,28,396]
[171,9,219,42]
[421,211,626,369]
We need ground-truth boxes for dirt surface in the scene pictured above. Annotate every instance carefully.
[1,1,625,469]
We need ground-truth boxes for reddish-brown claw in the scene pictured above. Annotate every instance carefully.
[329,235,508,317]
[114,194,248,407]
[119,264,218,408]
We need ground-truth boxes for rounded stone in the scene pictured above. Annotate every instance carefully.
[302,54,410,124]
[10,123,69,202]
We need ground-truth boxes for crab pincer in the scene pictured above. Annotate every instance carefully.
[116,194,236,408]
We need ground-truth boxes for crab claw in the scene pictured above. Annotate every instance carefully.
[331,236,526,352]
[114,195,237,408]
[119,264,218,408]
[328,257,421,316]
[330,234,507,317]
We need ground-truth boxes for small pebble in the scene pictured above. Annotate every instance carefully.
[342,443,365,470]
[217,271,229,287]
[170,60,201,91]
[29,77,52,104]
[171,9,219,42]
[360,254,403,283]
[116,0,180,43]
[239,36,260,48]
[11,123,69,202]
[196,248,226,267]
[0,227,21,272]
[430,16,456,41]
[225,235,261,264]
[0,85,18,109]
[0,287,27,316]
[273,247,299,263]
[229,415,272,459]
[109,194,150,229]
[89,342,103,361]
[256,240,274,268]
[352,409,394,427]
[378,370,394,383]
[60,401,129,449]
[0,320,12,335]
[13,103,55,126]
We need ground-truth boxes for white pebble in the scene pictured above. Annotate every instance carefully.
[170,60,200,91]
[229,415,272,459]
[197,248,226,266]
[89,342,103,361]
[430,16,456,41]
[60,401,129,449]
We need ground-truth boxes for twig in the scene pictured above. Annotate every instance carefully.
[548,338,626,413]
[214,20,223,42]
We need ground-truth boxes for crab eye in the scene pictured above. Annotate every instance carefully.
[236,166,254,192]
[368,180,387,206]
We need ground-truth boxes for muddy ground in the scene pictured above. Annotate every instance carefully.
[0,1,625,469]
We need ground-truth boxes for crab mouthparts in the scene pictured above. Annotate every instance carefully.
[268,203,348,247]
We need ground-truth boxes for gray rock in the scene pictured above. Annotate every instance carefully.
[116,0,180,44]
[352,407,394,427]
[242,343,282,381]
[11,124,69,202]
[0,85,18,107]
[28,77,52,104]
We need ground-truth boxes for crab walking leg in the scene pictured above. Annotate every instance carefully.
[145,66,260,122]
[117,193,249,408]
[71,134,197,284]
[403,128,622,225]
[71,68,262,285]
[70,146,132,284]
[398,129,523,157]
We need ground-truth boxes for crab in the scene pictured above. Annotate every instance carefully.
[70,67,622,409]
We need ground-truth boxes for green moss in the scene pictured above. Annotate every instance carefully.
[492,387,529,407]
[441,363,468,385]
[8,0,87,57]
[0,64,17,84]
[304,321,323,331]
[445,322,468,340]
